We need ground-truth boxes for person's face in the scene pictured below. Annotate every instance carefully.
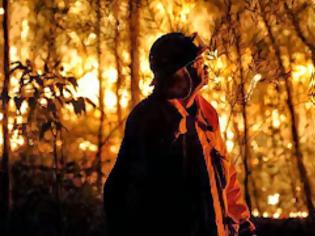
[162,51,210,99]
[165,67,192,99]
[190,56,209,88]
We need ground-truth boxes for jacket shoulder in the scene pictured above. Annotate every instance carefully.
[125,95,169,133]
[127,96,158,122]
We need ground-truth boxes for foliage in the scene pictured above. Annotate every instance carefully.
[10,60,92,141]
[9,160,106,236]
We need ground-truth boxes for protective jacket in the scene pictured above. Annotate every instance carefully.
[103,91,255,236]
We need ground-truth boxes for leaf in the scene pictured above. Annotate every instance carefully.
[48,100,56,112]
[78,97,86,113]
[55,96,64,106]
[10,61,24,74]
[56,83,64,96]
[28,97,36,109]
[67,76,78,89]
[21,123,27,135]
[33,87,40,99]
[33,75,44,87]
[72,99,83,115]
[54,60,61,69]
[55,121,63,131]
[44,63,49,73]
[47,100,57,117]
[65,87,73,97]
[14,96,24,110]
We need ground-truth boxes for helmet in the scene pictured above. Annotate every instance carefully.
[149,32,206,86]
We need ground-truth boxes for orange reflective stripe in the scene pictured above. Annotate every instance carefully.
[167,98,189,117]
[168,99,188,138]
[195,123,227,236]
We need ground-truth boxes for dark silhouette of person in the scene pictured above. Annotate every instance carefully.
[103,32,256,236]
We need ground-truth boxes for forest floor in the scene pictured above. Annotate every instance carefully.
[3,163,315,236]
[253,217,315,236]
[4,216,315,235]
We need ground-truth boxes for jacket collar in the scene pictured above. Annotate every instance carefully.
[167,94,214,132]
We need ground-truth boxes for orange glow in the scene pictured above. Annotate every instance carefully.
[268,193,280,205]
[77,71,99,104]
[103,67,118,84]
[105,90,117,111]
[79,140,97,152]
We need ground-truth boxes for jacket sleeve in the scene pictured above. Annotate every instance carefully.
[212,111,256,234]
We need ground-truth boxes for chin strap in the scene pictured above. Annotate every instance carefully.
[180,67,194,101]
[153,66,196,101]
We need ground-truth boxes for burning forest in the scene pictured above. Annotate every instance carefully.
[0,0,315,235]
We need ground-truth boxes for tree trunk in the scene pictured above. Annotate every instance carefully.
[225,0,252,210]
[258,0,315,220]
[128,0,141,109]
[96,0,104,194]
[284,3,315,66]
[113,3,123,134]
[52,131,62,233]
[235,22,252,212]
[288,53,301,210]
[0,0,11,227]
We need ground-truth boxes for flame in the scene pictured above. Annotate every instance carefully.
[292,63,314,82]
[21,19,29,40]
[85,56,98,70]
[77,67,123,110]
[252,208,260,217]
[79,140,97,152]
[262,212,269,218]
[88,32,96,41]
[139,79,153,97]
[226,140,234,152]
[10,46,18,61]
[70,1,83,14]
[155,2,164,12]
[103,67,118,84]
[180,4,191,22]
[120,89,129,109]
[77,71,99,104]
[110,144,119,154]
[271,109,280,128]
[289,211,308,218]
[227,130,234,139]
[105,90,117,111]
[10,130,25,151]
[267,193,280,205]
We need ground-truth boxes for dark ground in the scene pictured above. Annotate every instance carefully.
[253,217,315,236]
[4,215,315,236]
[2,162,315,236]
